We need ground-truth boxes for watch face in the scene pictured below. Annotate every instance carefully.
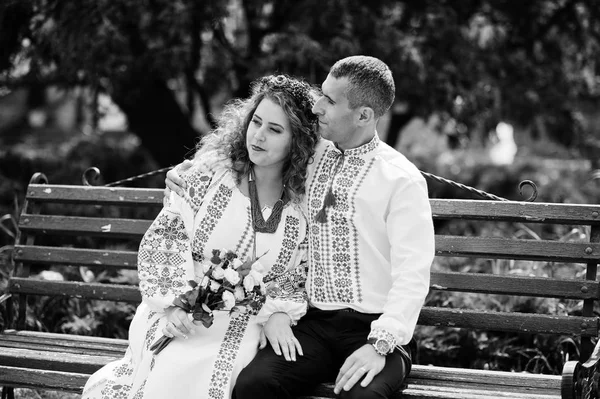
[376,339,391,354]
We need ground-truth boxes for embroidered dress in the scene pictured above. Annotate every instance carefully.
[82,165,308,399]
[305,135,435,346]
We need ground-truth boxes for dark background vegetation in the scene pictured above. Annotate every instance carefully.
[1,0,600,381]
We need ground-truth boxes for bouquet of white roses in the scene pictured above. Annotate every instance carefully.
[150,248,267,355]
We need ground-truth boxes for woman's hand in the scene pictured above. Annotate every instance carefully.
[163,160,193,206]
[261,312,303,361]
[162,307,196,339]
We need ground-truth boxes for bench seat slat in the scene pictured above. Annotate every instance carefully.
[431,271,598,299]
[436,235,600,262]
[8,278,141,302]
[0,330,128,356]
[14,246,139,269]
[0,329,129,346]
[0,362,561,399]
[431,199,600,224]
[418,307,598,336]
[0,347,119,373]
[19,214,151,238]
[26,184,164,205]
[0,365,89,393]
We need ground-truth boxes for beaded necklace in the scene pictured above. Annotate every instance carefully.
[248,169,287,234]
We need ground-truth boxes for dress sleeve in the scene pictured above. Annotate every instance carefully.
[137,167,213,313]
[255,237,309,326]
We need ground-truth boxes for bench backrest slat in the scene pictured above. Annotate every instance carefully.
[24,185,600,224]
[18,222,600,264]
[8,278,141,302]
[26,185,164,205]
[436,235,600,263]
[419,307,598,336]
[10,276,596,337]
[431,271,597,299]
[431,199,600,224]
[19,215,152,238]
[14,246,138,269]
[13,251,593,300]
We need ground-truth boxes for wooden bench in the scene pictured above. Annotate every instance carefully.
[1,172,600,399]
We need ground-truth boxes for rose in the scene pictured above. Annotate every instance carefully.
[234,286,245,301]
[223,268,241,285]
[251,260,265,274]
[232,258,244,269]
[212,267,225,280]
[210,280,221,292]
[249,269,263,285]
[222,291,236,310]
[243,274,256,292]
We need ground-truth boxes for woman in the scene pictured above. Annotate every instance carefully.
[82,74,319,399]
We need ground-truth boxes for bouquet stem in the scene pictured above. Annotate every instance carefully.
[149,335,173,355]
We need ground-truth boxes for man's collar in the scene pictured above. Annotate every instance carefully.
[333,133,380,157]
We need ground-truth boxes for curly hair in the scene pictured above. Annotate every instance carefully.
[193,75,319,202]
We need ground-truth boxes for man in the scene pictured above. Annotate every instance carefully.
[165,56,434,398]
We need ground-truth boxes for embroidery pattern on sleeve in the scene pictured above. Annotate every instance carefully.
[138,213,190,300]
[192,184,233,259]
[183,170,213,212]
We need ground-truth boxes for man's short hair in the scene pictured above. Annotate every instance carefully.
[330,55,395,118]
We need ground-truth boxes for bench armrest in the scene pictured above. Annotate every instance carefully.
[561,340,600,399]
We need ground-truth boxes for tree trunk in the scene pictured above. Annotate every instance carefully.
[112,73,200,168]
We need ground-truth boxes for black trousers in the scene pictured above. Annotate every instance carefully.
[234,308,412,399]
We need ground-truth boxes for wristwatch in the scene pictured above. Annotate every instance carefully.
[367,337,394,356]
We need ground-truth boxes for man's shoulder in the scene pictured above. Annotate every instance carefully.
[375,141,424,181]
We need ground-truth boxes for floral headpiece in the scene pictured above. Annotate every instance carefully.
[253,75,318,125]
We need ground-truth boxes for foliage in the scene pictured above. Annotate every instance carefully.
[2,0,600,165]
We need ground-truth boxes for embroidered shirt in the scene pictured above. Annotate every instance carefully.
[304,134,434,345]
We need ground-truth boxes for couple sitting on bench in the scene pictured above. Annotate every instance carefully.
[81,55,434,399]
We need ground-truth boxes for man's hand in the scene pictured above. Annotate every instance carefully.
[333,344,385,395]
[164,159,193,206]
[262,312,303,361]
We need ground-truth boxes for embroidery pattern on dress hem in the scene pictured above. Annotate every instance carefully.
[207,313,251,399]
